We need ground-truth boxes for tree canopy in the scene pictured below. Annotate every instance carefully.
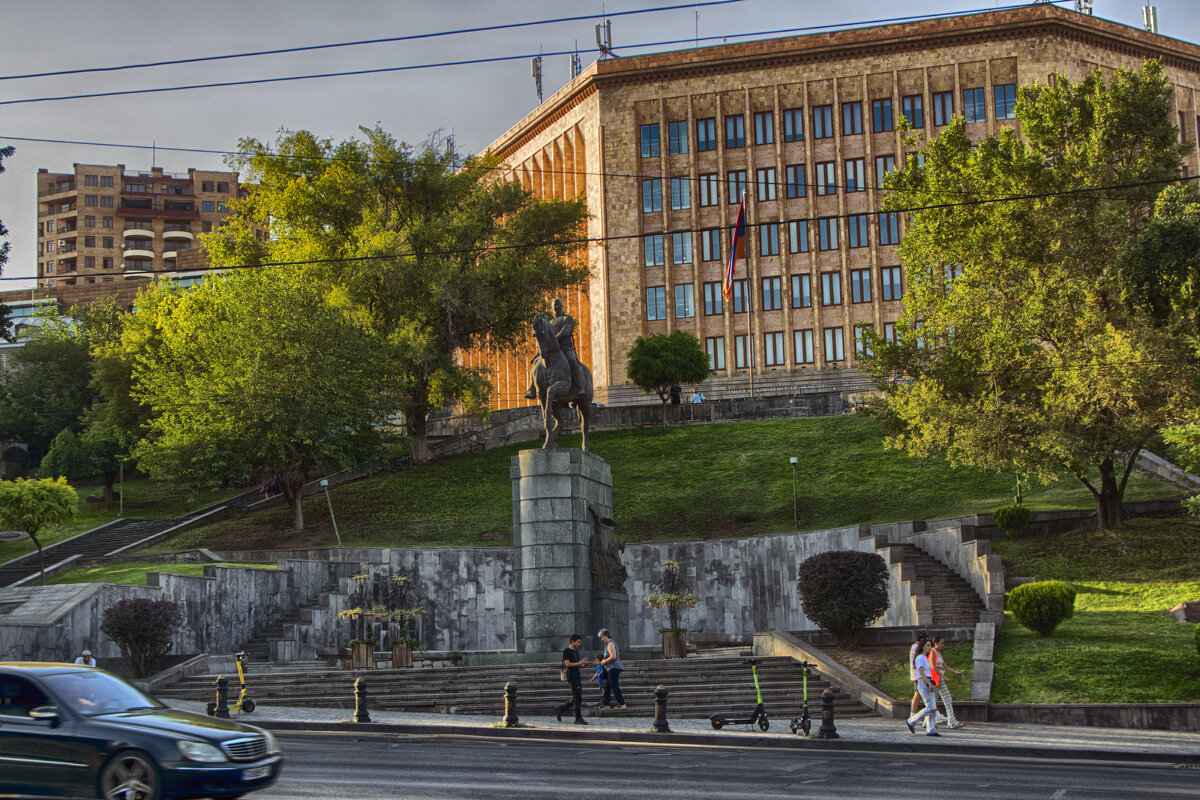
[867,60,1199,530]
[0,477,77,584]
[626,330,711,427]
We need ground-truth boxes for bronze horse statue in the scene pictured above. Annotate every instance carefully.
[530,313,593,450]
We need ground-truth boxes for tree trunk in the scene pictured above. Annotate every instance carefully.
[103,475,115,511]
[281,478,305,531]
[661,399,669,429]
[1095,456,1125,531]
[408,413,434,465]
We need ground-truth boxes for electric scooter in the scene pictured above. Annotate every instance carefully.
[207,651,256,716]
[789,660,816,736]
[710,659,769,731]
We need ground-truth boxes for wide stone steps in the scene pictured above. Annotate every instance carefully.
[895,544,986,626]
[237,595,332,662]
[0,518,175,587]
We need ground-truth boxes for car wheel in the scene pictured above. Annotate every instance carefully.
[99,750,162,800]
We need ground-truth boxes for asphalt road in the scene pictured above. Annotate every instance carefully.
[255,733,1200,799]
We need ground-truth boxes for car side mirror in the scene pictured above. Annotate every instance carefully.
[28,706,61,725]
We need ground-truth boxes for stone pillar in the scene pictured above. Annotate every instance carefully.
[512,448,615,654]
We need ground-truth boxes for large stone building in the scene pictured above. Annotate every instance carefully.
[476,4,1200,408]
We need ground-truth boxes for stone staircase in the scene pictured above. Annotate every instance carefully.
[893,543,985,626]
[153,654,875,721]
[237,591,337,663]
[0,518,177,587]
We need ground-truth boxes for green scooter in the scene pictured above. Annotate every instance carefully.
[710,659,769,731]
[789,660,815,736]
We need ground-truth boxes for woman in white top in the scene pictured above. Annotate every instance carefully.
[906,639,940,736]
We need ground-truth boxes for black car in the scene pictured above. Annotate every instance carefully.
[0,663,283,799]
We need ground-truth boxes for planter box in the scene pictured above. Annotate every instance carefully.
[351,641,373,670]
[392,642,413,668]
[661,630,687,659]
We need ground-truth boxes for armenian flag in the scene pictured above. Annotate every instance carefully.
[723,191,746,302]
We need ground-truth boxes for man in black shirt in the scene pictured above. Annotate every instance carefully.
[556,634,591,724]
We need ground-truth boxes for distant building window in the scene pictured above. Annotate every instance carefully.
[668,120,688,154]
[884,322,897,343]
[851,268,872,303]
[847,214,869,248]
[696,118,717,151]
[646,286,667,320]
[642,179,663,213]
[100,196,113,207]
[701,229,720,261]
[764,331,785,366]
[856,323,874,357]
[845,159,865,192]
[84,174,98,186]
[818,218,839,251]
[782,108,804,142]
[795,329,814,364]
[84,236,95,247]
[102,236,113,249]
[202,181,215,192]
[699,174,719,207]
[842,101,863,136]
[963,88,986,123]
[100,176,113,187]
[202,221,213,233]
[85,256,95,268]
[754,111,774,145]
[785,164,806,198]
[816,162,836,196]
[762,276,782,310]
[84,195,98,207]
[875,155,896,188]
[788,221,809,254]
[727,170,746,203]
[872,99,893,132]
[644,233,665,266]
[791,274,812,308]
[994,84,1017,120]
[882,266,903,301]
[821,272,842,306]
[102,257,113,269]
[125,183,146,193]
[640,124,660,158]
[675,284,695,318]
[704,282,724,315]
[670,176,690,210]
[731,279,750,313]
[84,215,95,227]
[932,91,953,126]
[879,212,901,245]
[756,168,776,201]
[734,334,750,369]
[813,105,834,139]
[903,95,924,128]
[759,223,779,256]
[824,327,845,362]
[706,336,725,369]
[672,231,692,264]
[102,216,113,228]
[202,200,215,213]
[217,181,229,193]
[725,115,745,148]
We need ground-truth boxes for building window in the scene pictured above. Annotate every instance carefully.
[882,266,903,300]
[764,331,785,366]
[879,212,901,245]
[202,221,213,233]
[725,115,745,148]
[994,84,1017,120]
[697,117,717,151]
[202,180,215,192]
[45,220,55,234]
[902,95,924,128]
[756,168,777,202]
[704,282,724,315]
[788,220,809,253]
[821,272,842,306]
[782,108,804,141]
[84,215,95,227]
[102,236,113,248]
[844,158,865,192]
[851,268,872,303]
[84,195,98,207]
[701,229,720,261]
[816,162,836,196]
[698,174,719,206]
[84,174,98,186]
[883,322,897,343]
[818,218,839,250]
[668,120,689,154]
[125,183,146,193]
[813,105,833,139]
[875,154,896,188]
[646,286,667,320]
[754,111,774,145]
[217,181,229,193]
[795,329,815,364]
[670,176,690,210]
[642,179,663,213]
[671,231,692,264]
[824,327,845,362]
[791,274,812,308]
[101,196,113,207]
[963,88,986,123]
[727,170,746,203]
[84,235,95,247]
[202,200,215,212]
[640,124,661,157]
[762,276,782,310]
[731,279,750,313]
[706,336,726,369]
[734,334,751,369]
[945,262,964,289]
[932,91,953,126]
[102,257,113,269]
[759,223,779,256]
[85,256,95,268]
[102,216,113,228]
[675,284,696,318]
[842,101,863,135]
[100,175,113,187]
[785,164,806,198]
[872,99,894,132]
[644,234,665,266]
[855,323,875,357]
[847,214,869,248]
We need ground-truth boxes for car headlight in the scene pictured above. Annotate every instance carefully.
[177,740,228,763]
[262,730,280,754]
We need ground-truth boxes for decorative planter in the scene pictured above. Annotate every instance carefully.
[661,630,687,659]
[391,642,413,668]
[351,640,374,669]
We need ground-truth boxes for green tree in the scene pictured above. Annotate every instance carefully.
[869,61,1198,530]
[207,127,588,463]
[0,477,78,584]
[626,330,711,427]
[128,267,398,530]
[39,429,89,481]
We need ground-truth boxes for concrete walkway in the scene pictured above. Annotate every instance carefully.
[163,698,1200,765]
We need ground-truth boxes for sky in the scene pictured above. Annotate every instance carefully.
[1,0,1197,289]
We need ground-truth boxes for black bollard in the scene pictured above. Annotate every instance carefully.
[214,676,230,719]
[354,677,372,723]
[652,684,672,733]
[502,681,519,728]
[816,687,839,739]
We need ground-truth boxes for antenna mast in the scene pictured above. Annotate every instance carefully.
[531,55,543,103]
[596,19,617,59]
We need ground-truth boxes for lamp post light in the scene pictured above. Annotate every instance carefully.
[789,456,799,531]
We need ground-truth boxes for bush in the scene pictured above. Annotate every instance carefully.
[100,598,184,678]
[39,429,90,480]
[1007,580,1076,637]
[796,550,890,647]
[993,504,1031,538]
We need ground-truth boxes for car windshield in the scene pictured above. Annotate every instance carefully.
[41,671,164,717]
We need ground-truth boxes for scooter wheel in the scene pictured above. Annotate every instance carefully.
[758,715,770,732]
[710,714,726,730]
[789,718,800,735]
[802,718,811,736]
[241,698,255,713]
[205,702,216,717]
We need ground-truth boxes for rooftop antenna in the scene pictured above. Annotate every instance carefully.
[531,54,543,103]
[1075,0,1093,14]
[1142,5,1158,32]
[152,140,156,170]
[596,19,617,59]
[572,40,582,79]
[695,11,700,47]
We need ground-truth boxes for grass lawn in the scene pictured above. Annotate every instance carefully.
[151,415,1178,552]
[48,561,277,586]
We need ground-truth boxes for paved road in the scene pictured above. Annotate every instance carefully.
[256,733,1200,799]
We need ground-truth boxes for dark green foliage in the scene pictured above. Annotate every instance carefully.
[1007,580,1077,637]
[796,550,890,647]
[100,598,184,678]
[39,429,90,479]
[626,330,711,427]
[993,504,1032,538]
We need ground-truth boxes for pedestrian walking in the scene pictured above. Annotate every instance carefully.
[73,649,95,667]
[690,387,705,404]
[931,637,966,729]
[555,634,590,724]
[597,629,626,709]
[908,631,928,715]
[906,639,940,736]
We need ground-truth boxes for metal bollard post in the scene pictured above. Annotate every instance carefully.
[502,681,519,728]
[816,687,839,739]
[214,676,230,719]
[354,677,372,723]
[652,685,672,733]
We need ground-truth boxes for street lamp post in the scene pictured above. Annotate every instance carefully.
[789,456,798,531]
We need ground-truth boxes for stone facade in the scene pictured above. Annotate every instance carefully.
[482,5,1200,408]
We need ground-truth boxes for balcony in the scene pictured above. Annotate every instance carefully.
[123,223,154,238]
[123,259,153,275]
[162,228,194,242]
[39,183,76,197]
[122,239,154,260]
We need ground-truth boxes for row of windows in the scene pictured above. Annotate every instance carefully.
[638,85,1018,157]
[642,213,902,266]
[78,175,232,193]
[699,323,897,369]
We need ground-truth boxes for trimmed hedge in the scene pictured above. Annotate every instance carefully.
[796,550,890,648]
[1007,580,1076,637]
[993,504,1031,538]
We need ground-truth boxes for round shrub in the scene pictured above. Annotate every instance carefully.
[993,504,1031,538]
[796,550,890,648]
[101,598,184,678]
[1007,580,1076,637]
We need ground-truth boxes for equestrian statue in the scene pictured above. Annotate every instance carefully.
[525,298,593,450]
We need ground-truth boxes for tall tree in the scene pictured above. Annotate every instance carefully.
[868,61,1199,530]
[206,127,588,463]
[626,330,711,428]
[127,267,398,530]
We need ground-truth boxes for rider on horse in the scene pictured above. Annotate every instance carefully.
[524,297,582,400]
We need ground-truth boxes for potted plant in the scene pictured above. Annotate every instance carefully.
[646,559,698,658]
[390,606,426,668]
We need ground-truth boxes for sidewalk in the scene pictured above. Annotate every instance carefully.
[163,698,1200,765]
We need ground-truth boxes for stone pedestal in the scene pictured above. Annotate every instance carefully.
[512,449,622,654]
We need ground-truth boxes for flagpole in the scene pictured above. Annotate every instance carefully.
[744,189,755,400]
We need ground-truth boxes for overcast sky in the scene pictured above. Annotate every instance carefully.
[1,0,1196,288]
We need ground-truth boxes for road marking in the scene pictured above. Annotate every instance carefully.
[1052,790,1067,799]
